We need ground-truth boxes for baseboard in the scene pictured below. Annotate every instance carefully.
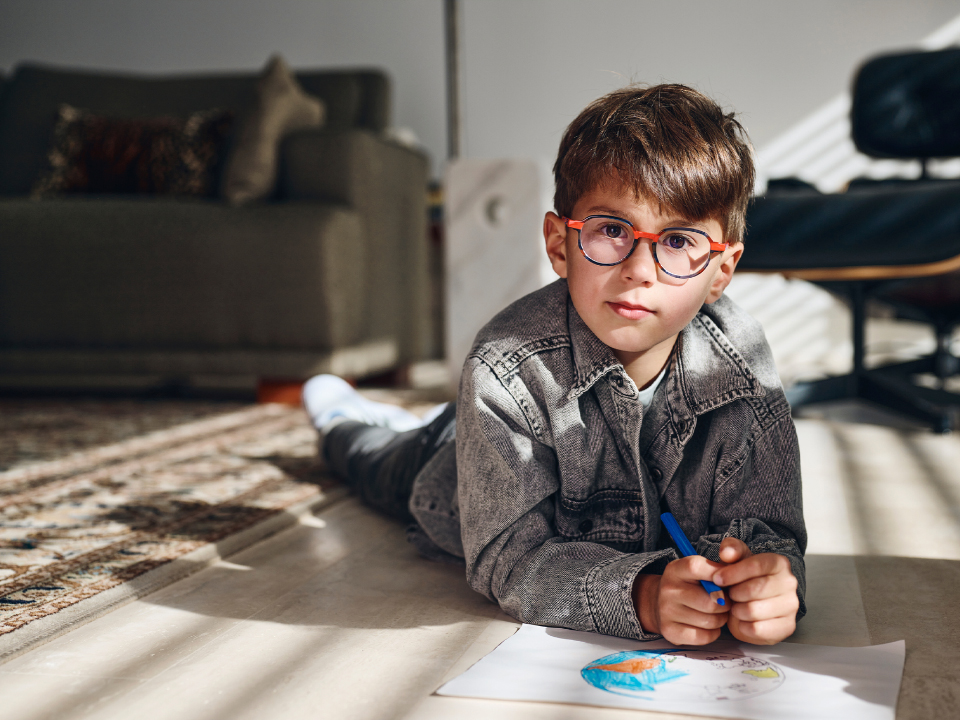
[0,339,400,394]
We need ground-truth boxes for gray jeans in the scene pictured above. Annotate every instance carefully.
[323,403,457,522]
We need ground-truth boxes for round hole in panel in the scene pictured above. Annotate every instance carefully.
[484,196,509,226]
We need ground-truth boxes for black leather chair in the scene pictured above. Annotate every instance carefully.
[740,47,960,432]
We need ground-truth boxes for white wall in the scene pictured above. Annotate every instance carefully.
[0,0,447,172]
[459,1,960,162]
[1,0,959,178]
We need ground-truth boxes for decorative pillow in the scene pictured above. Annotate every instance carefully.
[221,54,325,205]
[32,105,234,197]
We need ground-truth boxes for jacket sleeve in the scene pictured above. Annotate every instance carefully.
[457,356,675,640]
[693,411,808,619]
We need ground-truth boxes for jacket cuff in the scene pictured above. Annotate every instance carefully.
[584,549,676,640]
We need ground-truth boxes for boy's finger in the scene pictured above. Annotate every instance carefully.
[661,570,729,615]
[728,614,797,646]
[669,603,729,630]
[713,551,791,587]
[661,622,723,647]
[684,587,730,614]
[671,555,726,582]
[728,594,799,622]
[717,537,751,564]
[725,570,799,603]
[661,575,729,614]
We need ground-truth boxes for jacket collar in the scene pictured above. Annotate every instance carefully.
[567,297,624,400]
[669,311,766,417]
[565,295,766,414]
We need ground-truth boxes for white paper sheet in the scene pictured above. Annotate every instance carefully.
[437,624,905,720]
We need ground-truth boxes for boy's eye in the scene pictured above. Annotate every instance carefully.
[600,223,629,239]
[661,232,693,250]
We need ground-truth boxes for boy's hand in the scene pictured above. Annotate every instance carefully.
[634,556,728,646]
[712,538,799,645]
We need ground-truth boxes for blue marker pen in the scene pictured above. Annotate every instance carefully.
[660,512,725,606]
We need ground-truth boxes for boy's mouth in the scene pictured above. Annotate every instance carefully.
[607,301,654,320]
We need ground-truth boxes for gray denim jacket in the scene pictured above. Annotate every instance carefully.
[409,279,806,641]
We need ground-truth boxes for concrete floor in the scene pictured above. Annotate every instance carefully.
[0,397,957,719]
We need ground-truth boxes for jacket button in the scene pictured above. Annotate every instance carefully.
[651,468,663,482]
[578,519,593,534]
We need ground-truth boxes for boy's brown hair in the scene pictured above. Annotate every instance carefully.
[553,84,755,244]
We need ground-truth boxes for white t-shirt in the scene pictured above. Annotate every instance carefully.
[637,364,668,409]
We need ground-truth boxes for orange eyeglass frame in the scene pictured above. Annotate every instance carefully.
[563,218,728,254]
[562,215,728,279]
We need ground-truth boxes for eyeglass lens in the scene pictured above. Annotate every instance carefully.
[578,217,712,276]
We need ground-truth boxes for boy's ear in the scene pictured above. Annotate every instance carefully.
[704,243,743,304]
[544,212,569,279]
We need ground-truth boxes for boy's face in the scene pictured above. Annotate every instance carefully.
[544,184,742,385]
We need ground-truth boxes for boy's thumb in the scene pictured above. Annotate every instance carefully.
[718,537,750,563]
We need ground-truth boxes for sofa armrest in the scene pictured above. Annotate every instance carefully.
[278,129,433,363]
[280,129,427,203]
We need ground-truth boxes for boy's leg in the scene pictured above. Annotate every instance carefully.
[322,403,457,522]
[302,375,455,522]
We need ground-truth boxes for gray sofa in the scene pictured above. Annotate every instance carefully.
[0,63,433,393]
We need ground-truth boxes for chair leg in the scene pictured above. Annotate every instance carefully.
[786,282,959,432]
[870,323,958,391]
[874,356,936,376]
[786,374,855,407]
[861,373,957,433]
[934,325,960,386]
[788,370,958,432]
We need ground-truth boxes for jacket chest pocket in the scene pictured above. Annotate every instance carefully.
[556,489,646,550]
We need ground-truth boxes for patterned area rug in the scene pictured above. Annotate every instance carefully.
[0,402,339,662]
[0,398,250,472]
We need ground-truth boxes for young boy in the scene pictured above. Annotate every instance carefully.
[305,83,806,647]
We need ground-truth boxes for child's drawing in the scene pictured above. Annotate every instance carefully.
[437,625,904,720]
[581,649,785,701]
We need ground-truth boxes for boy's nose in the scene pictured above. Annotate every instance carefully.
[620,241,658,283]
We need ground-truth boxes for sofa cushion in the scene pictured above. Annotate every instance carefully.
[33,105,233,197]
[222,56,324,205]
[0,64,390,195]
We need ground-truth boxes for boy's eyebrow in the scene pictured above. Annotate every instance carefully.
[585,205,629,217]
[661,217,710,230]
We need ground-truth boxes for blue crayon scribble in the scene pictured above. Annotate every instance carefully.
[582,650,688,695]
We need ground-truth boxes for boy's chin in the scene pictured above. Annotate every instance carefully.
[602,328,674,354]
[607,341,656,356]
[606,335,678,362]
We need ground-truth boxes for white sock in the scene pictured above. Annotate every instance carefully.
[301,375,426,434]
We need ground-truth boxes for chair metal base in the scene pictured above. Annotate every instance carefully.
[785,280,960,433]
[879,348,960,382]
[787,368,960,433]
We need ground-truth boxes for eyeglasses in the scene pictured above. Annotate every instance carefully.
[563,215,728,279]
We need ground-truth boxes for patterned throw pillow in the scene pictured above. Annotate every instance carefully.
[32,105,235,197]
[221,55,325,205]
